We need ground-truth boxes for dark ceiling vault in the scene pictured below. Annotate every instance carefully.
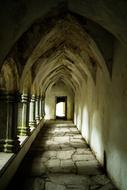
[0,0,126,65]
[1,0,127,94]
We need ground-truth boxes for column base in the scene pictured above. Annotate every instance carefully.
[40,116,43,120]
[0,138,20,153]
[29,120,36,128]
[35,116,40,124]
[17,126,31,136]
[42,112,45,118]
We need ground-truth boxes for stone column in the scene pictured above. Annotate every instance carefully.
[18,94,30,136]
[0,91,20,153]
[39,97,43,120]
[42,96,45,118]
[29,95,36,128]
[35,96,40,124]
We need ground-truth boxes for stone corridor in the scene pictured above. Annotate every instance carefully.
[7,121,117,190]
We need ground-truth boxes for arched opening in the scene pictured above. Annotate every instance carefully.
[45,81,74,120]
[56,96,67,119]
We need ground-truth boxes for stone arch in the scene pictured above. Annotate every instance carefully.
[0,0,126,66]
[20,14,110,83]
[0,57,19,92]
[20,71,32,95]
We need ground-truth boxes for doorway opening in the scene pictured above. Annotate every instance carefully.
[55,96,67,120]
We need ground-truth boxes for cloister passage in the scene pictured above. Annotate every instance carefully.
[7,121,116,190]
[0,1,127,190]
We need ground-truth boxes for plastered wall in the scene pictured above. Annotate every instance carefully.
[74,41,127,190]
[45,82,74,120]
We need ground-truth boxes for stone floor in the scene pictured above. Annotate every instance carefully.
[7,120,117,190]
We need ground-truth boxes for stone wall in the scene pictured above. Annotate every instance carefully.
[74,40,127,190]
[45,81,74,120]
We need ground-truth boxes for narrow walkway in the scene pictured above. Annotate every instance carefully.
[7,121,117,190]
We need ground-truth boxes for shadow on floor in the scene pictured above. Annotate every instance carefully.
[6,120,117,190]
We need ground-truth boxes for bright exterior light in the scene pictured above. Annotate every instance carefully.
[56,102,65,117]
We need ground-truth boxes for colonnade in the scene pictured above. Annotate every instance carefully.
[0,91,45,153]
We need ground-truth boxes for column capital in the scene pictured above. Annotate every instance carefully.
[21,94,29,103]
[36,96,40,101]
[42,95,45,100]
[31,95,36,102]
[40,95,45,101]
[0,90,19,102]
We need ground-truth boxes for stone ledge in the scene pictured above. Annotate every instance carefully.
[0,119,45,190]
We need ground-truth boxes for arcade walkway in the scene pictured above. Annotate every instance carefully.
[7,121,116,190]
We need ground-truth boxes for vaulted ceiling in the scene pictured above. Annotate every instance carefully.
[1,0,126,95]
[20,14,109,94]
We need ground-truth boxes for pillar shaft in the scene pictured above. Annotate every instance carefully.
[42,97,45,118]
[29,95,36,128]
[39,98,43,119]
[0,91,20,153]
[18,94,30,136]
[35,96,40,124]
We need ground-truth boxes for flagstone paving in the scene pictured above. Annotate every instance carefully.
[7,120,117,190]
